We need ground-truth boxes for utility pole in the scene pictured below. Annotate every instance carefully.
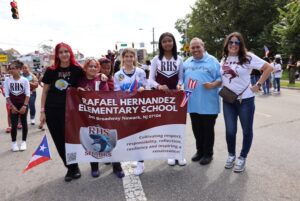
[152,27,155,57]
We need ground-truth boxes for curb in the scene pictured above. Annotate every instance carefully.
[281,86,300,90]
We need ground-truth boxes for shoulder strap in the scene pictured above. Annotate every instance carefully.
[238,82,251,96]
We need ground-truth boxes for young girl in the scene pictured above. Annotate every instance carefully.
[149,32,186,166]
[99,58,114,91]
[114,48,146,176]
[1,75,12,133]
[4,60,30,151]
[273,57,282,93]
[40,42,83,182]
[78,58,125,178]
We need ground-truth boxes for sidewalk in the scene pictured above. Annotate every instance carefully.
[280,79,300,90]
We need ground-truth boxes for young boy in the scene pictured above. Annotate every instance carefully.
[4,60,30,151]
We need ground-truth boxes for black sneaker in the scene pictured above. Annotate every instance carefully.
[72,168,81,179]
[199,156,213,165]
[64,169,73,182]
[191,152,202,162]
[114,170,125,178]
[91,169,100,178]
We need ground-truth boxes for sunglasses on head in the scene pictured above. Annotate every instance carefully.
[228,40,241,46]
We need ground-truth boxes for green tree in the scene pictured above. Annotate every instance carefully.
[273,0,300,59]
[175,0,288,59]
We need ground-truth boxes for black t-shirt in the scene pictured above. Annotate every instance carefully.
[42,65,83,109]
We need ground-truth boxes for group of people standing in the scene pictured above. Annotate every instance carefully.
[251,55,282,95]
[4,31,273,182]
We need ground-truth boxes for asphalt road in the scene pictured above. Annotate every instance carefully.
[0,88,299,201]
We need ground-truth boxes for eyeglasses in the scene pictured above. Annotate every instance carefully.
[58,50,69,54]
[228,40,240,46]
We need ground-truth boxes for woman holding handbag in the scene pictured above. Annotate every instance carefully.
[220,32,273,173]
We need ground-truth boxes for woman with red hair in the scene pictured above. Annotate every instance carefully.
[40,42,84,182]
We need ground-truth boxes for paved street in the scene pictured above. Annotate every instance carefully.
[0,88,299,201]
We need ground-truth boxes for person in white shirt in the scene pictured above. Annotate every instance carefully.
[220,32,273,173]
[149,32,186,166]
[273,57,282,93]
[4,60,30,152]
[114,48,146,176]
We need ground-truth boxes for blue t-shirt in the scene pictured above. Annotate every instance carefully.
[183,52,221,114]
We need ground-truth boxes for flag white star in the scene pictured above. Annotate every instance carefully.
[40,144,47,152]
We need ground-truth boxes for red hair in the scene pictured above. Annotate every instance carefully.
[83,58,100,72]
[50,42,80,70]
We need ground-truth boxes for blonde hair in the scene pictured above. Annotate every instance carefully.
[121,48,137,67]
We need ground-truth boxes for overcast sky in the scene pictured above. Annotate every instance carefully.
[0,0,195,57]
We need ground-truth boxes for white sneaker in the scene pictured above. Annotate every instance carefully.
[133,162,145,176]
[20,141,27,151]
[167,159,176,166]
[131,161,138,168]
[225,155,236,169]
[11,142,19,152]
[178,158,187,166]
[30,119,35,125]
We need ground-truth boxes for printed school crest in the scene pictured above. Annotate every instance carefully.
[80,126,117,159]
[118,74,125,82]
[55,79,69,90]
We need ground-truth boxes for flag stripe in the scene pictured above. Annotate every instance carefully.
[23,157,51,173]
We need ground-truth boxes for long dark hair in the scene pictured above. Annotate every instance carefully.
[222,32,250,65]
[50,42,80,70]
[158,32,177,60]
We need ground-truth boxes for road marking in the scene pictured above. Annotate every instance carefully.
[122,162,147,201]
[255,112,272,118]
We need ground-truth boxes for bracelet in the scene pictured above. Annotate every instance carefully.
[23,104,28,107]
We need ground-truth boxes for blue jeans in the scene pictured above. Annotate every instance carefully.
[223,97,255,158]
[263,78,270,94]
[250,75,260,86]
[274,78,280,92]
[29,91,36,119]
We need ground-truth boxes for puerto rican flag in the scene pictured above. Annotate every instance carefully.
[180,79,198,107]
[187,78,198,89]
[264,45,269,57]
[128,79,139,92]
[180,90,192,107]
[23,134,52,173]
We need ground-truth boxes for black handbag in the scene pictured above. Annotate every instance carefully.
[219,85,249,104]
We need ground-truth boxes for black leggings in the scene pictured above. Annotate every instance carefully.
[46,107,78,171]
[10,107,28,142]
